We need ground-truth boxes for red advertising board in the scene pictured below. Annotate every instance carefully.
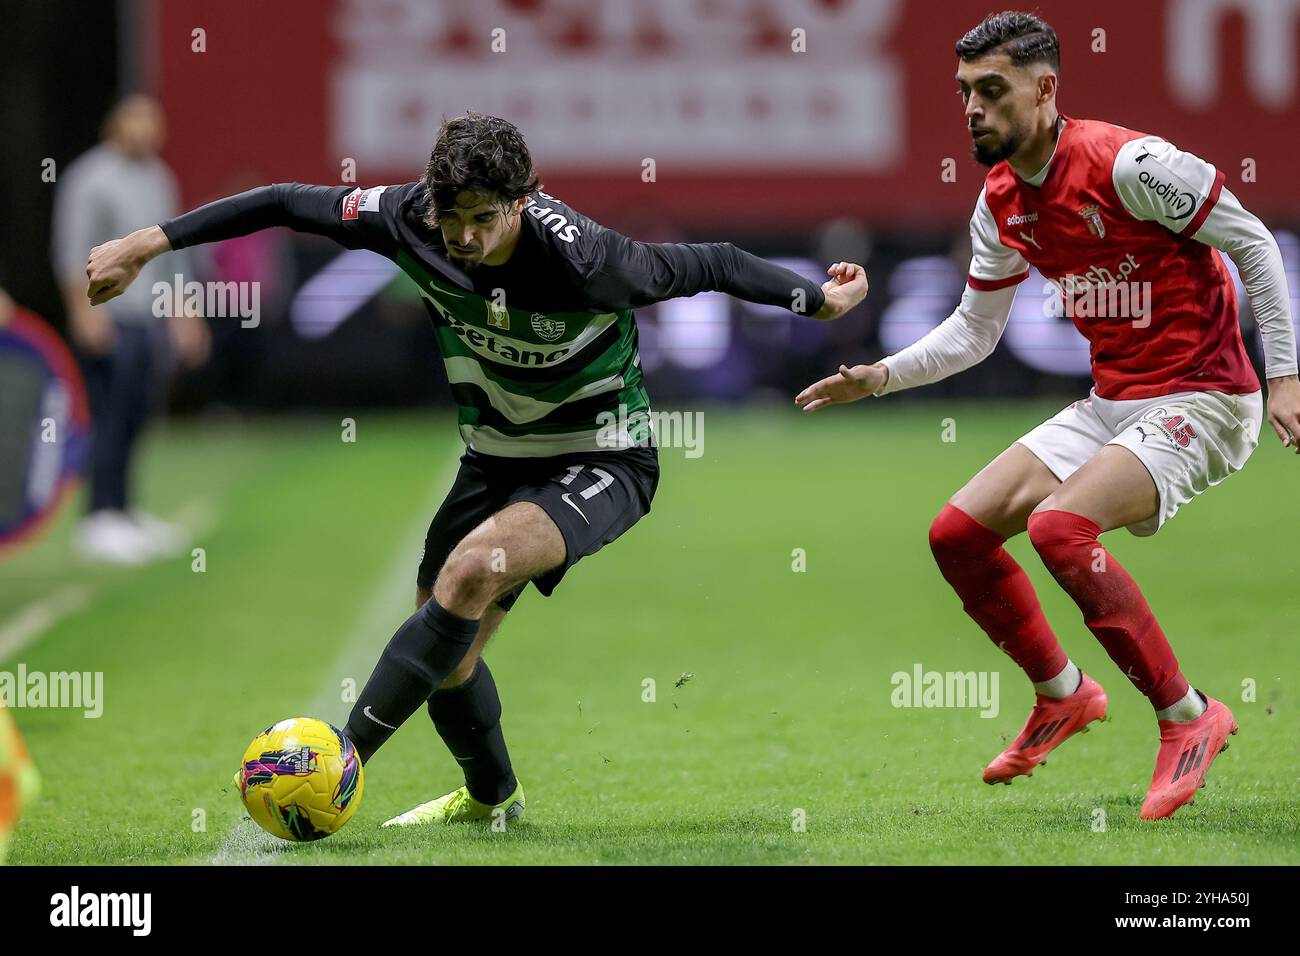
[152,0,1300,230]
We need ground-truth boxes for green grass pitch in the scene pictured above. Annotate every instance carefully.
[4,401,1297,865]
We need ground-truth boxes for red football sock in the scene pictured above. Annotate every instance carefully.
[1026,509,1188,710]
[928,503,1068,682]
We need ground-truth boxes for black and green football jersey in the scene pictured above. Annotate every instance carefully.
[161,181,825,457]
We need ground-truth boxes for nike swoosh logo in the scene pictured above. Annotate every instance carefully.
[363,705,397,730]
[431,282,466,298]
[561,492,589,524]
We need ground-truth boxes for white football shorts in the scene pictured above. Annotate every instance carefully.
[1016,387,1264,536]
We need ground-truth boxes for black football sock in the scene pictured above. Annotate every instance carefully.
[428,659,517,805]
[344,597,479,764]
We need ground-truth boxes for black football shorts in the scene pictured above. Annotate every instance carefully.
[416,445,659,611]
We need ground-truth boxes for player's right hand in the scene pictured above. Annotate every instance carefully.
[86,226,168,306]
[86,236,145,305]
[794,363,888,412]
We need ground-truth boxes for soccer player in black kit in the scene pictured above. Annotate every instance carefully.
[85,112,867,828]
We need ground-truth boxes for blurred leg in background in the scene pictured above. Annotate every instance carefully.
[77,320,185,563]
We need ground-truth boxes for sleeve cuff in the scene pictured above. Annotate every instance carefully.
[157,218,186,251]
[966,270,1029,292]
[808,283,827,316]
[875,357,903,396]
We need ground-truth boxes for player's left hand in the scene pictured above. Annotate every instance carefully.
[1266,375,1300,454]
[811,262,868,321]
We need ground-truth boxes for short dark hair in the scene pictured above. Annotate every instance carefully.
[955,11,1059,71]
[422,111,540,220]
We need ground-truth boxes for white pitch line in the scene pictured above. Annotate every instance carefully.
[211,453,461,865]
[0,585,95,664]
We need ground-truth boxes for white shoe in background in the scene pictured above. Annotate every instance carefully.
[76,510,155,565]
[129,511,190,558]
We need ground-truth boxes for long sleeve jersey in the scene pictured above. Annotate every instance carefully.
[878,117,1297,399]
[162,181,825,455]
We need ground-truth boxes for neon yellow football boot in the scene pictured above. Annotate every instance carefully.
[381,781,524,828]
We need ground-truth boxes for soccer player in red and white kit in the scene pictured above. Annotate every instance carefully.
[797,12,1300,819]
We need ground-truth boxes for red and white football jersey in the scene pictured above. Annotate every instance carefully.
[972,116,1259,400]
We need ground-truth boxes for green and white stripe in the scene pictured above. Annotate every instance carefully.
[395,249,652,457]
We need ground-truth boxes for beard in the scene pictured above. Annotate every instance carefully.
[445,244,485,268]
[970,119,1029,167]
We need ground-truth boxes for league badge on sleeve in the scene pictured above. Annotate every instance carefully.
[342,187,363,220]
[342,186,389,220]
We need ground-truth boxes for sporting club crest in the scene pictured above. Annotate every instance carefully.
[531,313,565,342]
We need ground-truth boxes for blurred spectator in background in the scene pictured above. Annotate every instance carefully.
[0,285,13,326]
[51,94,209,565]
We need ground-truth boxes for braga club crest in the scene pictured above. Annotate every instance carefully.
[531,313,566,342]
[1078,203,1106,239]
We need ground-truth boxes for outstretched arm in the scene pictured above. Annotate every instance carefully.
[795,187,1024,412]
[1203,192,1300,450]
[583,231,867,320]
[86,183,399,306]
[795,283,1017,411]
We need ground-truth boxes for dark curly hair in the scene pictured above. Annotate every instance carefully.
[955,11,1059,71]
[422,112,540,224]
